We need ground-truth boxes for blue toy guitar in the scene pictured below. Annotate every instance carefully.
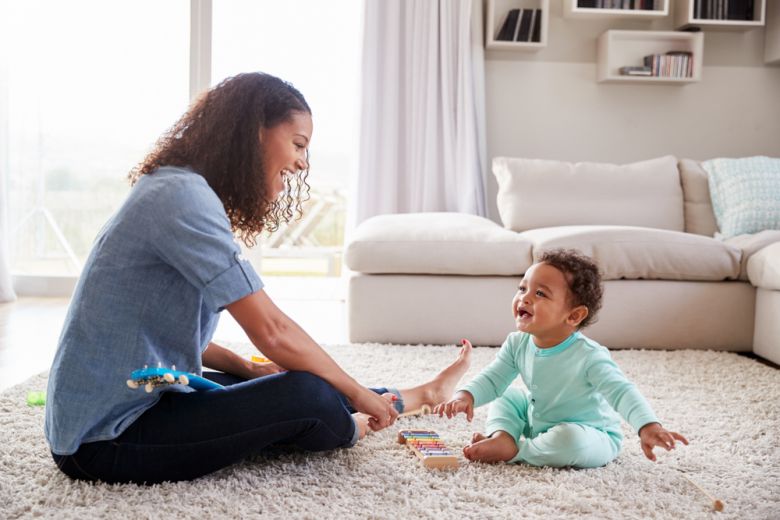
[127,365,224,393]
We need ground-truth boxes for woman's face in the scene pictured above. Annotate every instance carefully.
[260,111,313,197]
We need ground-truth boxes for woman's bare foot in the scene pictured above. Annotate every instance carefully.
[398,340,473,413]
[463,431,519,463]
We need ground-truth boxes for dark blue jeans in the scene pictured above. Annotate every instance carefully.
[51,371,403,484]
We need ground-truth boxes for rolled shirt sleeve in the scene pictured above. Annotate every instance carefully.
[148,170,262,311]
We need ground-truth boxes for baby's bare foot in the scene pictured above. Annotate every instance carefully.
[352,413,371,440]
[463,431,519,463]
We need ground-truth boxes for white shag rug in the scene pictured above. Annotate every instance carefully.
[1,344,778,520]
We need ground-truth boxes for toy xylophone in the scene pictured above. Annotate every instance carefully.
[397,429,458,469]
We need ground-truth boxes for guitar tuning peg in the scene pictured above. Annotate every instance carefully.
[163,373,175,383]
[143,364,148,369]
[172,364,176,371]
[178,374,189,386]
[127,379,139,389]
[145,383,154,393]
[158,362,162,368]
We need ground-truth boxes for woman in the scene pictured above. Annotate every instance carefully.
[45,72,471,484]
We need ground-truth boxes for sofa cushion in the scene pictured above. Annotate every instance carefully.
[345,213,533,275]
[679,159,718,237]
[747,242,780,290]
[724,230,780,281]
[519,225,741,281]
[493,155,684,233]
[702,156,780,239]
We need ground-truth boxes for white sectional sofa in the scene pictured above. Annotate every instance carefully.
[345,156,780,364]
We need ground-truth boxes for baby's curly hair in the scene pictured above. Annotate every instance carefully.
[538,249,603,329]
[129,72,311,246]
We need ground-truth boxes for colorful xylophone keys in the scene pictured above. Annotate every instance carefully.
[397,429,459,469]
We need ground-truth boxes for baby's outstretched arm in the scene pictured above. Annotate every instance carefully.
[638,422,689,461]
[433,390,475,422]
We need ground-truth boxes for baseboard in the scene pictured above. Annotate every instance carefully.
[13,274,77,297]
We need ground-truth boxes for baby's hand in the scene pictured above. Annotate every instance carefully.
[433,390,475,422]
[639,422,689,461]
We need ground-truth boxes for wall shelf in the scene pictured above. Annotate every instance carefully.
[674,0,766,31]
[766,0,780,64]
[563,0,669,19]
[485,0,549,51]
[596,30,704,84]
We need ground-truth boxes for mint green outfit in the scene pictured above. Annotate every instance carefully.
[461,331,658,468]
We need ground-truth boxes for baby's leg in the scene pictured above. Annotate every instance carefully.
[463,387,529,463]
[517,423,621,468]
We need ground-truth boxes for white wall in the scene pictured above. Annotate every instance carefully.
[484,1,780,221]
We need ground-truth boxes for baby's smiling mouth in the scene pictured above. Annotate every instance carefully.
[518,308,532,319]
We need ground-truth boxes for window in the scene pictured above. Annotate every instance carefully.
[3,0,189,277]
[212,0,363,276]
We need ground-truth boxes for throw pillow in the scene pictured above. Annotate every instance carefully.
[702,156,780,239]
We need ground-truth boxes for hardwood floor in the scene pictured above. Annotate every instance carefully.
[0,277,347,391]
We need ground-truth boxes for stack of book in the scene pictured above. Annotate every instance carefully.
[496,8,543,42]
[619,66,652,76]
[693,0,755,20]
[578,0,655,9]
[642,51,694,78]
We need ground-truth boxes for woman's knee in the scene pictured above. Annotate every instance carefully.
[281,371,349,419]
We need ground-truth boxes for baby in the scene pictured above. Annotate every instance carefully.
[434,249,687,467]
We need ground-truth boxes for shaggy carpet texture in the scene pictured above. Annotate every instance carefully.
[1,344,778,519]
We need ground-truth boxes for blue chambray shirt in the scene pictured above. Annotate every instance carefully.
[45,166,263,455]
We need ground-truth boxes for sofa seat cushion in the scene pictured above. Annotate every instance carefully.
[747,242,780,290]
[493,155,684,232]
[345,213,533,275]
[519,225,741,281]
[724,230,780,281]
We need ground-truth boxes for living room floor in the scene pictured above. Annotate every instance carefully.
[0,277,348,391]
[1,276,776,392]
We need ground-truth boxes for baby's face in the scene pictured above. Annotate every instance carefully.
[512,263,579,347]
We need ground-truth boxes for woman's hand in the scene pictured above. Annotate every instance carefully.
[349,387,399,432]
[434,390,475,422]
[638,422,689,461]
[248,360,286,379]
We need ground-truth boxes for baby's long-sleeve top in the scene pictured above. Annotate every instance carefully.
[460,331,659,440]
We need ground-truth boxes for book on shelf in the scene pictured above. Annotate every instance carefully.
[579,0,655,8]
[694,0,754,21]
[517,9,534,42]
[496,9,520,41]
[643,51,694,78]
[619,66,652,76]
[531,9,542,42]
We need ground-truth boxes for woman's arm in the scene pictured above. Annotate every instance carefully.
[202,341,284,379]
[226,290,398,430]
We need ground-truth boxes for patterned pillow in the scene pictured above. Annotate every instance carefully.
[702,156,780,239]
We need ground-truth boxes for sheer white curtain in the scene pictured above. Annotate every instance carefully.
[0,11,16,302]
[356,0,487,222]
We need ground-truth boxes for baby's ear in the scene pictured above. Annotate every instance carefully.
[567,305,589,327]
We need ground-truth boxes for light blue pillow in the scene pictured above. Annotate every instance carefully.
[702,156,780,239]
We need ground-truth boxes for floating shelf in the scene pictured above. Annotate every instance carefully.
[563,0,669,20]
[674,0,766,31]
[485,0,549,51]
[597,30,704,84]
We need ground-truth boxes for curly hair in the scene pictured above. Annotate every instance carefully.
[538,249,604,329]
[128,72,312,246]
